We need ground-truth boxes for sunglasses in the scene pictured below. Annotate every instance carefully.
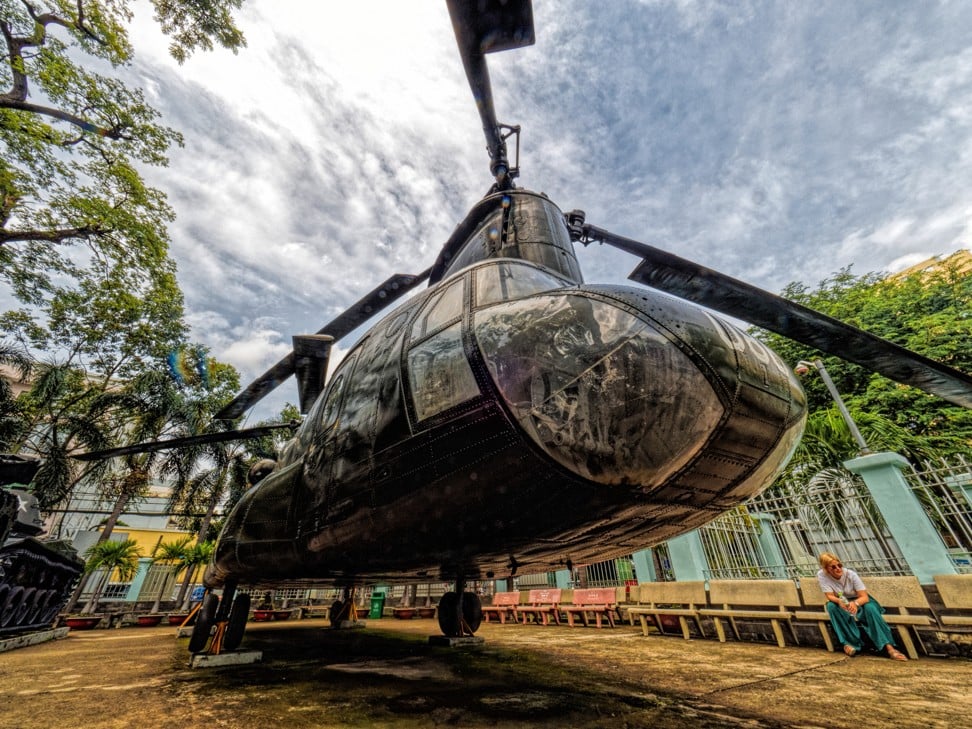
[827,563,843,569]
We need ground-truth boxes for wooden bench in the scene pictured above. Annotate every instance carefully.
[519,589,562,626]
[626,581,707,639]
[934,573,972,628]
[561,588,618,628]
[481,591,521,624]
[797,575,933,659]
[699,580,800,648]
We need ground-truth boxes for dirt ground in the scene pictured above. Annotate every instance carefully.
[1,617,970,728]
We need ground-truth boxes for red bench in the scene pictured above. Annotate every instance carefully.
[519,589,562,626]
[562,588,619,628]
[481,591,520,624]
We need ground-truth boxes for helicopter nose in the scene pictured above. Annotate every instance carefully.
[473,288,804,493]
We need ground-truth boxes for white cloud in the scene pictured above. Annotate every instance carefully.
[109,0,972,414]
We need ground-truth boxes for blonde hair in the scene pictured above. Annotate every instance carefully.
[818,552,841,569]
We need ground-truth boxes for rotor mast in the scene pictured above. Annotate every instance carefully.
[446,0,535,190]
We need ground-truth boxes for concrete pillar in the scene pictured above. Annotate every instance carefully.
[632,548,656,582]
[844,451,958,584]
[751,513,787,578]
[125,558,153,602]
[667,530,708,581]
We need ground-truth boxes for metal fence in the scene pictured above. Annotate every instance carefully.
[905,456,972,572]
[696,455,972,579]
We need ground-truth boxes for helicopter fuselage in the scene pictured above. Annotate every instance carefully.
[207,190,806,587]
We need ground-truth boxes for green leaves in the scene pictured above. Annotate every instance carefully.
[83,537,143,579]
[1,0,241,328]
[757,253,972,476]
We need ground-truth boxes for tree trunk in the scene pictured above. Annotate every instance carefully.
[61,493,131,614]
[81,570,110,614]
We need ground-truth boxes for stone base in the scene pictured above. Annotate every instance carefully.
[0,627,69,654]
[428,635,486,647]
[190,650,263,668]
[336,620,367,630]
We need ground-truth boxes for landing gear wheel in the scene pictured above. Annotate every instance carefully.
[222,593,251,652]
[329,600,345,627]
[436,591,482,637]
[188,592,219,654]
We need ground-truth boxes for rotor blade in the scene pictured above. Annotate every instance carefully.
[71,422,299,462]
[215,269,431,421]
[580,223,972,409]
[446,0,534,185]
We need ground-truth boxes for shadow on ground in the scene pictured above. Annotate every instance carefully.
[167,624,775,728]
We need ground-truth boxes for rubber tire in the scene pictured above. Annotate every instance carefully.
[329,600,345,627]
[188,593,219,654]
[0,586,24,628]
[222,593,251,652]
[462,592,483,634]
[437,592,460,636]
[18,587,38,626]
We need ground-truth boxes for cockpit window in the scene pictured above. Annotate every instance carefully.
[410,278,464,342]
[407,322,479,421]
[475,261,567,308]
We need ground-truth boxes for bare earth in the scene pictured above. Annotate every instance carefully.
[1,618,970,728]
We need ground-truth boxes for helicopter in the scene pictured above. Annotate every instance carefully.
[76,0,972,653]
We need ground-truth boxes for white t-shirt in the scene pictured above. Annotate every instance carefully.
[817,567,866,600]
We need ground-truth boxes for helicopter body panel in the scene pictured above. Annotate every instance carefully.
[206,192,806,588]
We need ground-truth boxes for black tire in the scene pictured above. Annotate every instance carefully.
[188,593,219,654]
[222,593,251,652]
[436,591,482,636]
[329,600,345,627]
[0,586,24,628]
[462,592,483,634]
[437,591,461,636]
[19,587,39,626]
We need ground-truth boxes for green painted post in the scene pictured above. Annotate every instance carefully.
[751,513,787,578]
[125,557,153,602]
[632,548,656,582]
[843,451,958,584]
[554,569,571,588]
[667,530,708,581]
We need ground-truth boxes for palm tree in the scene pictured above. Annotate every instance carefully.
[177,541,215,610]
[148,535,194,613]
[81,539,143,614]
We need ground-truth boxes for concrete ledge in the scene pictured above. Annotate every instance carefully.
[428,635,485,647]
[190,650,263,668]
[0,627,69,654]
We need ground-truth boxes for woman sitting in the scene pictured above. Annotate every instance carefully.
[816,552,907,660]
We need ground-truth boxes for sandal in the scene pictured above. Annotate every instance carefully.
[843,645,857,657]
[887,648,908,661]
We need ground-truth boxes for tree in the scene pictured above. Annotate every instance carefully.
[148,534,193,613]
[175,539,213,610]
[1,0,246,306]
[80,537,142,614]
[0,339,31,447]
[755,256,972,464]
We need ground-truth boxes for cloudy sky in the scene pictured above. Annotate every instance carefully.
[123,0,972,420]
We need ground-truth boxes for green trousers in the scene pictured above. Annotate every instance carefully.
[825,597,896,652]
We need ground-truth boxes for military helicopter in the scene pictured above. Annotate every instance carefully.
[78,0,972,653]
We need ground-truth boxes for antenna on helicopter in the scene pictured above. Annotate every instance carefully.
[446,0,534,190]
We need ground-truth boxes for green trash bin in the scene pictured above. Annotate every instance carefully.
[369,593,386,619]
